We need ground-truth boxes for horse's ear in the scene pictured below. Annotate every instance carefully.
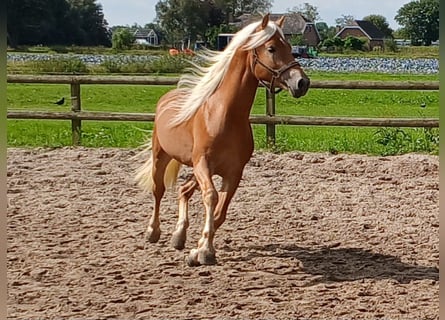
[276,16,285,28]
[261,13,270,29]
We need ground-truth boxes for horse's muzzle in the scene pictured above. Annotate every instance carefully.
[287,76,310,98]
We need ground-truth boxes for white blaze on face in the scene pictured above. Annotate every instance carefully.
[282,68,310,98]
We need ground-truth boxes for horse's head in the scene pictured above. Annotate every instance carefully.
[250,14,310,98]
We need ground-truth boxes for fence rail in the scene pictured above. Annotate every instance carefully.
[7,75,439,146]
[7,74,440,90]
[7,111,439,128]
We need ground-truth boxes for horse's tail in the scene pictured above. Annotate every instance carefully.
[134,142,182,193]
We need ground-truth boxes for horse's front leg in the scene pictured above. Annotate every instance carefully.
[187,157,218,266]
[171,175,198,250]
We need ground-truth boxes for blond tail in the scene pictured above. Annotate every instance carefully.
[134,143,181,193]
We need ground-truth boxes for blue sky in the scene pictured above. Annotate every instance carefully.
[98,0,411,29]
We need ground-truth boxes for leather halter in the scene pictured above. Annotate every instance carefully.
[251,48,302,94]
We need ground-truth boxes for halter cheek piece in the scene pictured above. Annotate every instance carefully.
[251,48,301,94]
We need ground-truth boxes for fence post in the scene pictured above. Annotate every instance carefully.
[265,89,276,146]
[70,81,81,146]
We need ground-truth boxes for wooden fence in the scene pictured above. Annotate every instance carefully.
[7,75,439,146]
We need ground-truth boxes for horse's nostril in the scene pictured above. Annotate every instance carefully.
[298,78,310,90]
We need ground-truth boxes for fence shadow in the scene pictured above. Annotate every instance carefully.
[234,243,438,284]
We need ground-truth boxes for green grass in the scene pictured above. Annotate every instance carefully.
[254,88,438,118]
[252,125,438,155]
[6,84,173,112]
[6,72,439,155]
[7,120,154,148]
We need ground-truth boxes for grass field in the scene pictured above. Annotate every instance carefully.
[6,71,439,155]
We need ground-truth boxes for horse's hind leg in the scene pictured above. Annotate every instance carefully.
[146,142,171,243]
[214,173,242,231]
[171,175,198,250]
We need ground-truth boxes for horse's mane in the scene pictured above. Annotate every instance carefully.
[169,18,284,126]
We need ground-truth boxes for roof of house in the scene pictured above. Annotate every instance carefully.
[133,28,157,38]
[336,20,386,40]
[236,13,314,35]
[271,13,312,34]
[355,20,386,39]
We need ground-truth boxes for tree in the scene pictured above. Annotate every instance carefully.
[112,28,135,50]
[288,2,320,22]
[289,34,306,46]
[205,23,238,49]
[363,14,393,38]
[7,0,56,46]
[155,0,192,46]
[6,0,111,47]
[392,28,406,39]
[223,0,272,21]
[395,0,439,45]
[343,36,365,50]
[155,0,272,47]
[335,14,355,27]
[67,0,111,46]
[315,22,333,40]
[322,36,344,51]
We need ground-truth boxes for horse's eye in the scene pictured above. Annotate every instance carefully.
[267,46,276,53]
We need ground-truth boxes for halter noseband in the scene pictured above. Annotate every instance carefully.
[251,48,301,94]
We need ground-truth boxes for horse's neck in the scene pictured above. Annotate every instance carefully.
[215,51,259,118]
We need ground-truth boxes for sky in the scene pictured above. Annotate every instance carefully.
[98,0,411,29]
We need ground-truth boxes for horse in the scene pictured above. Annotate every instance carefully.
[135,14,310,266]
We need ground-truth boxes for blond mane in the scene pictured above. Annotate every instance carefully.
[169,18,284,126]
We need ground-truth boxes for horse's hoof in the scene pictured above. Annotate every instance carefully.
[186,249,200,267]
[198,250,217,266]
[146,227,161,243]
[186,256,200,267]
[171,231,186,250]
[186,249,217,267]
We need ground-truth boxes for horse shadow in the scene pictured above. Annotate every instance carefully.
[232,243,438,284]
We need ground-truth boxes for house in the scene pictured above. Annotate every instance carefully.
[133,28,159,46]
[335,20,385,49]
[236,13,321,47]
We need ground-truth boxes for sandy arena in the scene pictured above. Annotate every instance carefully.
[7,147,439,319]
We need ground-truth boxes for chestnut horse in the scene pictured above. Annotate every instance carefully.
[135,14,310,266]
